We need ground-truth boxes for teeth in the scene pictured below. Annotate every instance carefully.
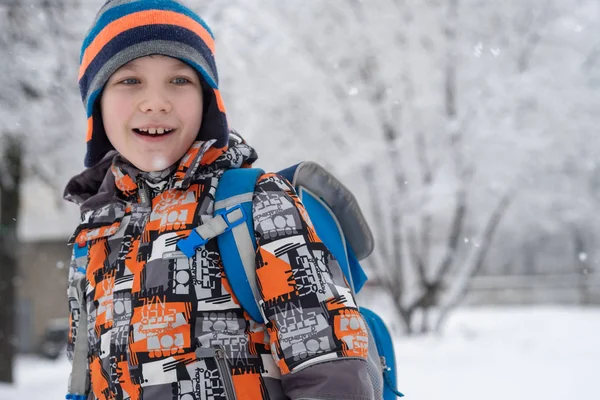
[136,128,174,135]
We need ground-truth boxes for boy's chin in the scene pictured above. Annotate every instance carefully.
[129,153,177,172]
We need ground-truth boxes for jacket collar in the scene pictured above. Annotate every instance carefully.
[64,132,257,214]
[110,139,222,197]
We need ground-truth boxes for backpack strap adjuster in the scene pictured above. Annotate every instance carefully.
[177,205,247,258]
[216,204,247,229]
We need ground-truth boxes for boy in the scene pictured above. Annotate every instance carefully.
[63,1,373,399]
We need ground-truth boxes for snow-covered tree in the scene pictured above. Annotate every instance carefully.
[0,0,82,383]
[200,0,600,333]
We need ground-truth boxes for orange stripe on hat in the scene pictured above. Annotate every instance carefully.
[86,116,94,142]
[79,9,215,80]
[214,89,226,113]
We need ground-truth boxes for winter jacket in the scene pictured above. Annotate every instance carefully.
[63,135,374,400]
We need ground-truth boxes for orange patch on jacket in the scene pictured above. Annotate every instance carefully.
[174,142,203,180]
[145,186,199,236]
[76,223,120,246]
[130,297,192,325]
[199,145,227,166]
[232,373,265,400]
[129,298,192,358]
[333,309,369,359]
[117,359,141,400]
[126,238,145,294]
[90,356,112,400]
[256,250,297,301]
[87,240,109,286]
[95,268,116,301]
[129,323,191,359]
[247,329,266,353]
[289,192,321,243]
[325,297,347,312]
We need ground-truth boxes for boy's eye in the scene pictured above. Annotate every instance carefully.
[172,77,191,85]
[120,78,140,85]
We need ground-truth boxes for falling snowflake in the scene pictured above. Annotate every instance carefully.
[473,42,483,58]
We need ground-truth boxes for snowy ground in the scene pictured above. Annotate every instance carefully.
[396,306,600,400]
[0,306,598,400]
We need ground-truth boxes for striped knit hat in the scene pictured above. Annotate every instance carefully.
[79,0,228,168]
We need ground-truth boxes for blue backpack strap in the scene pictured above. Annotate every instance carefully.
[347,244,369,294]
[214,167,266,323]
[277,163,300,186]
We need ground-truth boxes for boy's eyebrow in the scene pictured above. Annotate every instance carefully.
[170,63,193,71]
[115,63,138,73]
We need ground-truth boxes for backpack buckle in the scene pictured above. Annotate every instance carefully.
[177,229,210,258]
[215,204,247,230]
[177,205,247,258]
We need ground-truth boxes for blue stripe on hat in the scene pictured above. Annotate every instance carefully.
[80,0,214,63]
[179,58,218,89]
[86,88,103,118]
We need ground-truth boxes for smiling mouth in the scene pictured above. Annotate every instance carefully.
[132,128,176,137]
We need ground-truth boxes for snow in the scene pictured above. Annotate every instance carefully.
[0,354,71,399]
[0,306,598,399]
[396,306,600,400]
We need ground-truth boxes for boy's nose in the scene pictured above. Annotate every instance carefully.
[139,93,172,113]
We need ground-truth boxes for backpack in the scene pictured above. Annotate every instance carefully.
[177,161,404,399]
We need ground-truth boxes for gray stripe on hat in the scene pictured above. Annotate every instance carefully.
[84,0,142,39]
[99,0,141,14]
[84,40,218,106]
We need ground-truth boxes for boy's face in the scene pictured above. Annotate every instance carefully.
[101,55,204,172]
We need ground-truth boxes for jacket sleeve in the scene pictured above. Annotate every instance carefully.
[66,244,90,396]
[252,173,374,400]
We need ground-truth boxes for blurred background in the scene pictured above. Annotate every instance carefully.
[0,0,599,398]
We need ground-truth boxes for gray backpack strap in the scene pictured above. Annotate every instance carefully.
[213,168,266,323]
[68,274,89,398]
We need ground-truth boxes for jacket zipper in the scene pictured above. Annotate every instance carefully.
[137,178,151,207]
[214,347,237,400]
